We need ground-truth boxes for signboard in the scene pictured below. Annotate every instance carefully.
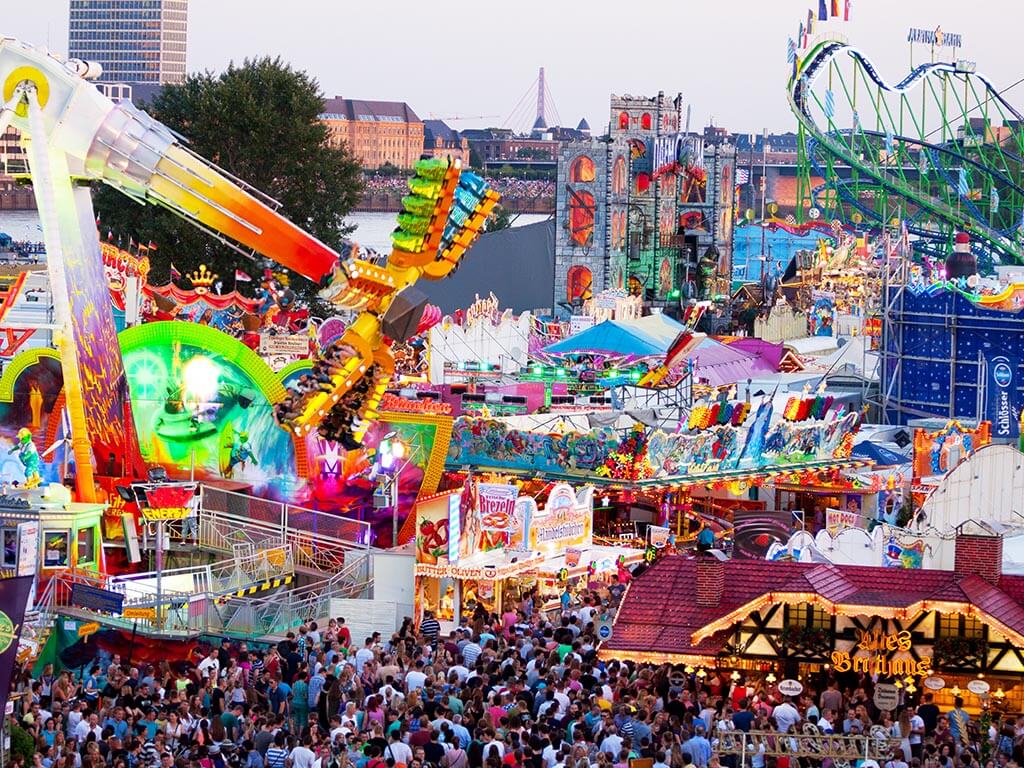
[77,621,101,638]
[907,27,963,49]
[529,484,593,554]
[565,548,582,567]
[985,354,1020,440]
[923,676,946,691]
[70,583,125,615]
[825,508,860,535]
[831,629,932,676]
[122,607,157,620]
[597,621,614,642]
[0,577,32,722]
[653,133,704,178]
[873,683,900,711]
[259,333,309,361]
[568,315,595,335]
[477,483,521,532]
[778,679,804,696]
[967,679,990,696]
[141,507,191,521]
[122,514,142,564]
[648,525,671,548]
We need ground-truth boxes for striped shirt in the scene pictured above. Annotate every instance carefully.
[265,747,289,768]
[420,617,441,640]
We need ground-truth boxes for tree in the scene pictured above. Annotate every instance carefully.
[484,205,512,233]
[94,57,363,310]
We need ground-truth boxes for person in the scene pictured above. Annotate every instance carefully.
[947,697,970,749]
[290,736,317,768]
[696,526,715,552]
[420,612,441,644]
[918,693,940,736]
[772,696,801,733]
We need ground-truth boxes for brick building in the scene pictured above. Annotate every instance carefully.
[320,98,425,170]
[423,120,470,165]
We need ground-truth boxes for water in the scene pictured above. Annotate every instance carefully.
[0,209,551,254]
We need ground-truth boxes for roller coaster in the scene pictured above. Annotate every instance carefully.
[791,40,1024,271]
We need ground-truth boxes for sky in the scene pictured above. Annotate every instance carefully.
[6,0,1021,135]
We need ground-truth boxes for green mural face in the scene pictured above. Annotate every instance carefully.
[121,323,296,492]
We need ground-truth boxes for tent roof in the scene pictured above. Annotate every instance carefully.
[851,441,911,466]
[544,313,686,358]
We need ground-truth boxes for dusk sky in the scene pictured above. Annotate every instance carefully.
[6,1,1020,135]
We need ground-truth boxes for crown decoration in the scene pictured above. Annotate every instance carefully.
[189,264,218,290]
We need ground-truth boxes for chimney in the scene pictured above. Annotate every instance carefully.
[954,532,1003,584]
[696,557,725,607]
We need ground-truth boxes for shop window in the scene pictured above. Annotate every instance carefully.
[619,111,629,130]
[937,614,983,639]
[43,531,70,568]
[77,526,96,566]
[788,604,828,629]
[1,529,15,569]
[641,113,652,130]
[612,156,627,195]
[570,156,596,183]
[568,189,595,247]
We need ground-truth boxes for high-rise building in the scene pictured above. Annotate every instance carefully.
[68,0,188,85]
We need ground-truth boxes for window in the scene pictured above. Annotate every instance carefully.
[635,172,651,194]
[77,526,96,566]
[1,529,15,568]
[788,604,828,629]
[641,113,652,130]
[612,156,627,195]
[43,531,70,568]
[937,614,983,639]
[566,265,593,303]
[569,156,595,183]
[618,111,629,130]
[568,189,595,247]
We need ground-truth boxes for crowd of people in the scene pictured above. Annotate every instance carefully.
[7,585,1020,768]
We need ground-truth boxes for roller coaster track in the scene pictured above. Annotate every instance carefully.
[790,40,1024,268]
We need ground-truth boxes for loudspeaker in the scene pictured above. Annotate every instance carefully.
[381,287,428,342]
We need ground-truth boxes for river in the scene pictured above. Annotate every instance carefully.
[0,210,550,255]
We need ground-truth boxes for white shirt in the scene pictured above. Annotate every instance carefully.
[541,744,558,768]
[198,656,220,681]
[484,741,505,759]
[386,742,413,765]
[290,746,317,768]
[405,670,428,693]
[773,702,801,733]
[553,691,571,717]
[909,715,925,745]
[448,664,470,683]
[354,647,374,674]
[599,734,623,756]
[75,720,101,741]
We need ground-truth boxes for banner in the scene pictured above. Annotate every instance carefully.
[477,483,521,532]
[985,354,1021,439]
[0,576,34,719]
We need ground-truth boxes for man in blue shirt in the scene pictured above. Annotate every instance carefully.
[683,725,712,768]
[103,708,129,740]
[268,677,291,721]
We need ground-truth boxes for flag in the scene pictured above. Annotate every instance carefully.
[787,38,796,64]
[825,90,835,119]
[807,8,814,37]
[106,230,113,242]
[831,0,840,15]
[958,169,969,198]
[235,269,253,283]
[0,576,34,721]
[792,55,800,80]
[991,186,1000,213]
[147,240,157,251]
[170,263,182,281]
[736,168,750,185]
[885,130,895,156]
[798,22,805,48]
[844,0,851,20]
[818,0,828,20]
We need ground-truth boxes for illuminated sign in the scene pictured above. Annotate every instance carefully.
[141,507,191,521]
[830,629,932,676]
[529,484,593,553]
[447,494,461,565]
[907,27,962,49]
